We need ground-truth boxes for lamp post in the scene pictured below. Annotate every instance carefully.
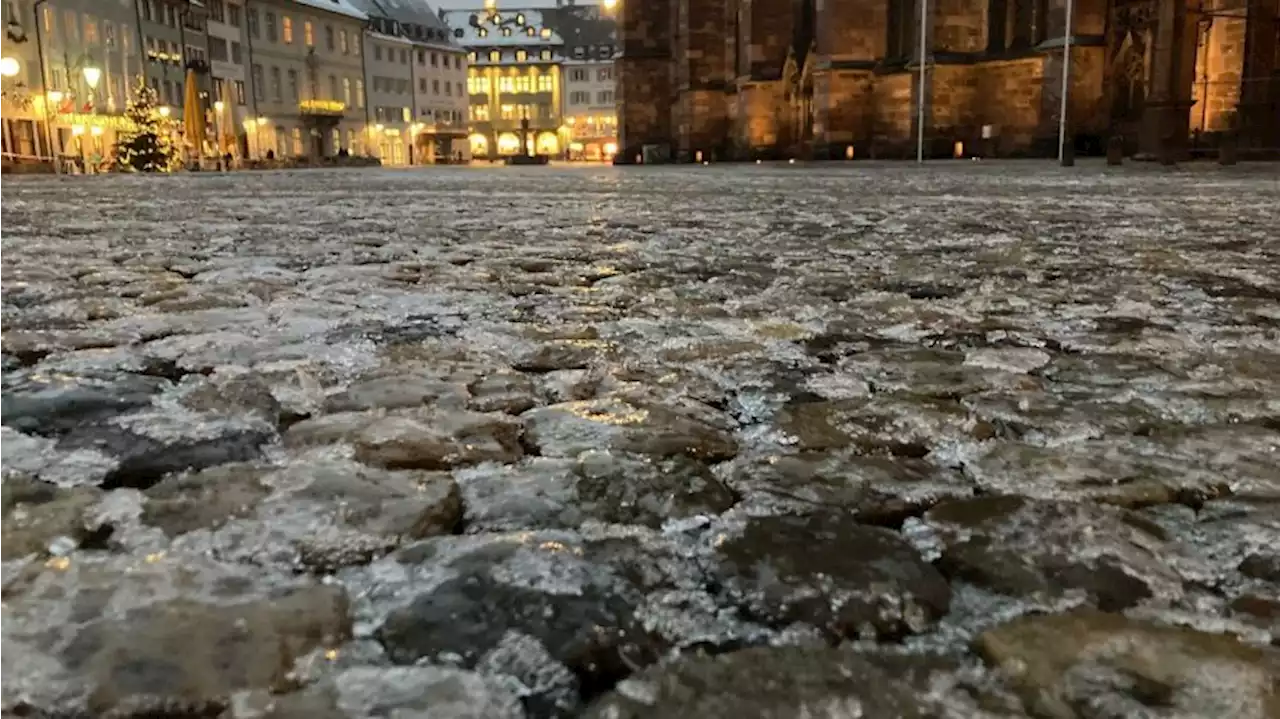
[33,0,58,172]
[213,99,224,169]
[82,65,101,109]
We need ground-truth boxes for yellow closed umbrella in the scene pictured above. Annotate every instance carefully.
[182,69,206,159]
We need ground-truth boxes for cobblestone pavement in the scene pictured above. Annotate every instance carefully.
[3,163,1279,718]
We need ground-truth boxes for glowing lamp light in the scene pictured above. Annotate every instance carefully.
[257,116,268,125]
[82,66,102,89]
[846,145,855,160]
[71,124,86,136]
[602,0,618,9]
[603,142,617,156]
[158,105,171,117]
[0,57,19,77]
[214,100,225,112]
[48,90,64,103]
[90,125,104,136]
[953,140,964,158]
[242,118,255,130]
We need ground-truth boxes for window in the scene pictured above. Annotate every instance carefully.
[265,11,276,42]
[515,49,527,62]
[477,27,487,37]
[402,107,411,122]
[353,34,360,55]
[104,21,116,49]
[252,64,263,99]
[286,69,297,100]
[417,49,425,65]
[84,18,98,45]
[374,45,382,61]
[141,1,151,22]
[432,79,440,94]
[498,76,514,93]
[537,75,553,92]
[400,49,408,64]
[541,28,551,39]
[270,66,281,100]
[515,75,531,93]
[355,79,364,107]
[516,13,525,24]
[165,4,176,27]
[291,128,302,155]
[282,15,292,44]
[886,0,914,59]
[457,82,464,96]
[430,52,438,67]
[597,90,614,104]
[502,27,511,36]
[419,78,426,92]
[468,51,477,62]
[63,9,77,41]
[340,29,349,54]
[468,76,489,94]
[304,20,313,47]
[235,79,246,104]
[445,82,453,96]
[597,68,612,82]
[500,104,514,120]
[329,74,338,100]
[571,90,589,104]
[247,7,258,37]
[540,49,552,61]
[571,69,587,82]
[228,3,241,27]
[526,27,535,37]
[343,77,351,105]
[209,37,228,61]
[472,105,489,122]
[489,50,500,62]
[325,25,335,50]
[231,41,242,64]
[210,0,225,23]
[454,28,464,38]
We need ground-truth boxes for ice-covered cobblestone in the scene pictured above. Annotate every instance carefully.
[3,163,1279,717]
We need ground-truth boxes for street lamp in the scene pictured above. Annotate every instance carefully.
[213,100,225,168]
[158,105,171,117]
[82,66,101,111]
[0,57,19,77]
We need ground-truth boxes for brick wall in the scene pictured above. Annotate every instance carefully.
[815,69,876,147]
[974,57,1046,153]
[872,72,915,146]
[816,0,885,60]
[933,0,987,53]
[736,80,785,151]
[744,0,795,79]
[618,0,674,159]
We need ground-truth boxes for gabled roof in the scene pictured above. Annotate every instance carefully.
[441,8,564,47]
[349,0,458,46]
[293,0,368,21]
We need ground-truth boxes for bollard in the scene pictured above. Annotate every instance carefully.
[1060,138,1076,167]
[1106,135,1124,165]
[1218,132,1238,166]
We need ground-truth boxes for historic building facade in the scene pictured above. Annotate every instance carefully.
[617,0,1280,162]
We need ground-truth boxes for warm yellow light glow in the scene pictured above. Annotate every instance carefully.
[953,140,964,158]
[71,124,86,136]
[257,116,268,125]
[374,123,384,131]
[604,142,618,156]
[299,99,346,115]
[158,105,171,117]
[214,100,225,112]
[846,145,855,160]
[0,57,19,77]
[695,150,703,163]
[566,116,576,125]
[602,0,618,9]
[242,118,255,130]
[48,90,64,103]
[90,125,104,136]
[496,132,520,155]
[82,66,102,89]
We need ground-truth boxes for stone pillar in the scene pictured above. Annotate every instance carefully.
[676,0,731,160]
[1139,0,1201,161]
[1238,0,1279,149]
[618,0,674,163]
[813,0,883,155]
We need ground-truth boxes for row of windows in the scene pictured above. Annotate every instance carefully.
[567,68,613,83]
[467,75,556,95]
[207,36,245,65]
[470,25,553,39]
[468,49,555,64]
[373,45,464,70]
[568,90,614,105]
[247,8,359,57]
[371,106,465,124]
[250,63,366,109]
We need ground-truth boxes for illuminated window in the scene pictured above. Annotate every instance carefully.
[304,20,313,46]
[498,76,514,93]
[515,49,527,62]
[516,13,525,24]
[516,75,531,93]
[489,50,500,62]
[540,49,552,61]
[540,28,551,39]
[500,104,515,120]
[537,74,553,92]
[526,27,535,36]
[282,16,293,44]
[474,105,489,121]
[478,27,487,37]
[468,51,477,62]
[502,27,512,36]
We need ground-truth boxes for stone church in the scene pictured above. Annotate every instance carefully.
[616,0,1279,161]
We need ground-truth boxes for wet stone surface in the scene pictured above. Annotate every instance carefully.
[3,164,1279,717]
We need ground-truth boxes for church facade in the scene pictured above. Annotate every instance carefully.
[616,0,1280,162]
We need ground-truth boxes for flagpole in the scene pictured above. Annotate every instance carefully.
[917,0,927,163]
[1058,0,1073,163]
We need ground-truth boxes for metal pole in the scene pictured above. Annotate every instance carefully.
[1058,0,1073,163]
[33,0,59,173]
[916,0,927,164]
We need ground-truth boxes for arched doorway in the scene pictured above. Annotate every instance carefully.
[469,133,489,158]
[497,132,521,155]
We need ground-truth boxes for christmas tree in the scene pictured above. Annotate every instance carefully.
[114,82,176,172]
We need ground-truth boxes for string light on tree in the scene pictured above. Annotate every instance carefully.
[114,82,177,172]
